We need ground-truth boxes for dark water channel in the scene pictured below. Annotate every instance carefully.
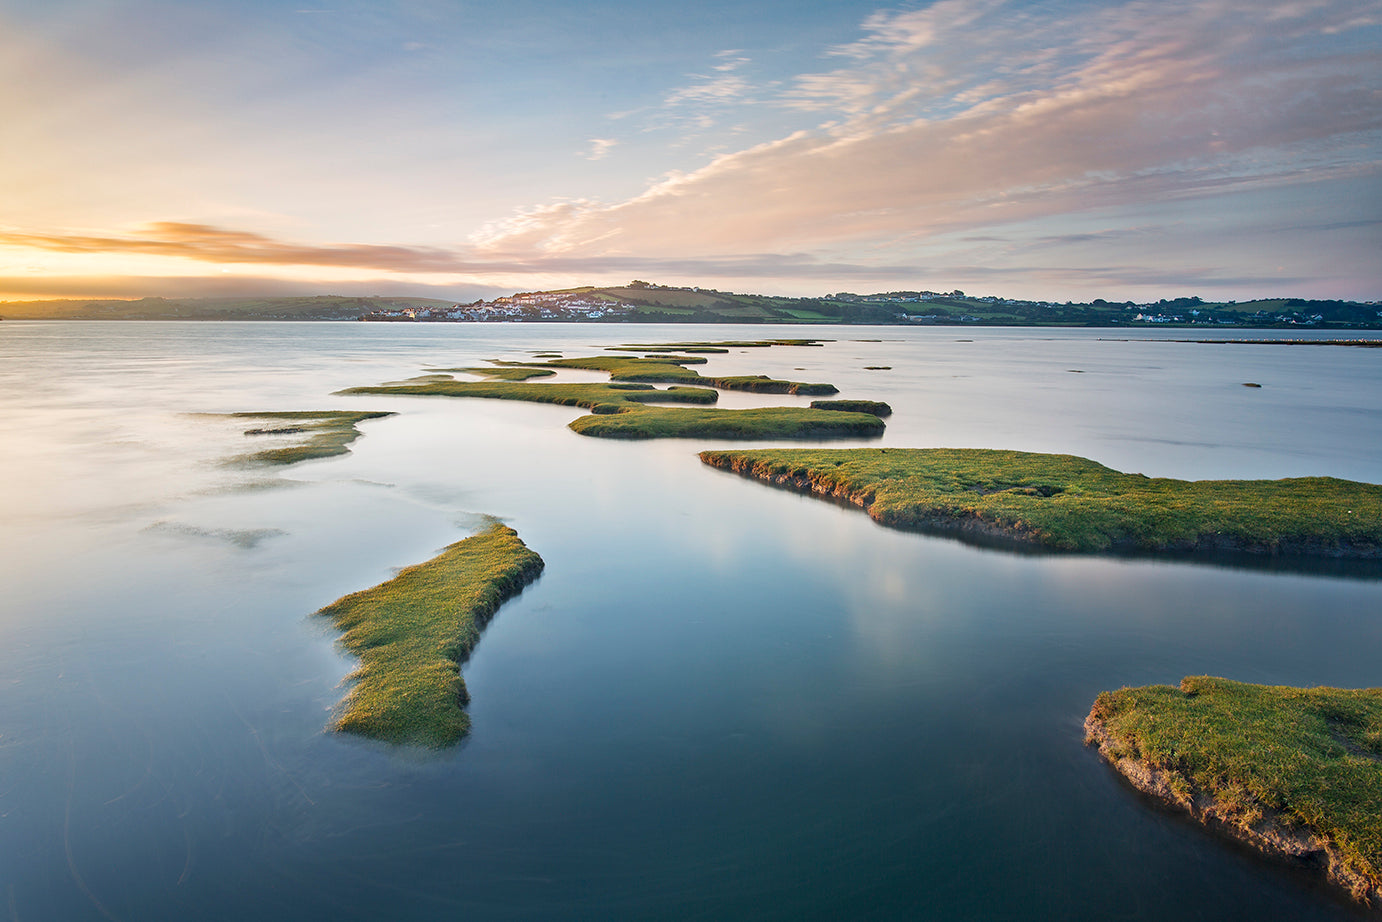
[1,322,1379,920]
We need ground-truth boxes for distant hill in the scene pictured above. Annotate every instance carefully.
[364,283,1382,329]
[0,295,456,321]
[5,285,1379,328]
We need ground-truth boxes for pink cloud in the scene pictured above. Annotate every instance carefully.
[471,0,1381,260]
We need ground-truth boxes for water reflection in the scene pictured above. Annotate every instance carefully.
[0,322,1378,920]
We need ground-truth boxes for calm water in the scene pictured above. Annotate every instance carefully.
[1,322,1380,921]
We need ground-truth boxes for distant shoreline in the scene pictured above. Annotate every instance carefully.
[3,284,1379,328]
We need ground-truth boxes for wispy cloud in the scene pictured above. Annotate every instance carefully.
[0,221,928,280]
[644,49,766,135]
[473,0,1382,264]
[0,222,465,272]
[582,138,618,161]
[663,50,754,106]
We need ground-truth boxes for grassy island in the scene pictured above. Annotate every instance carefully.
[699,448,1382,556]
[315,523,544,748]
[608,339,830,352]
[1086,677,1382,907]
[432,365,557,381]
[340,358,887,440]
[503,354,839,395]
[224,410,395,465]
[569,406,885,440]
[340,378,719,410]
[810,399,893,417]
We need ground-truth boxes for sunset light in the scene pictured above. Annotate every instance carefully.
[2,0,1377,303]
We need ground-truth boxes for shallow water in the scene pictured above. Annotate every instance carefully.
[1,321,1380,920]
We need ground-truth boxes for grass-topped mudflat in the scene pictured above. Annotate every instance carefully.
[810,399,892,417]
[570,406,885,440]
[315,523,544,748]
[608,339,830,352]
[340,378,718,411]
[340,358,886,440]
[1086,677,1382,906]
[699,448,1382,556]
[339,377,883,440]
[432,366,558,381]
[503,354,838,395]
[223,410,395,465]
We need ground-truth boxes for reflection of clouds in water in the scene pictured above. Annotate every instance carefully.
[400,481,477,511]
[196,476,307,496]
[145,520,286,549]
[452,511,498,534]
[844,554,949,675]
[1100,434,1222,449]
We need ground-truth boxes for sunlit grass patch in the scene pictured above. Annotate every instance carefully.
[1087,677,1382,905]
[810,399,893,417]
[570,406,886,440]
[500,354,839,395]
[700,447,1382,556]
[339,357,886,440]
[609,339,831,351]
[434,366,557,381]
[316,523,544,748]
[224,410,395,466]
[339,378,718,410]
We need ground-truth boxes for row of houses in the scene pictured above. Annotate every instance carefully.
[361,297,635,322]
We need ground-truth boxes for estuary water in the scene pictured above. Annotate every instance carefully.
[1,321,1380,921]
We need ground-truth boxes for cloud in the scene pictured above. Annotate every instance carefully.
[644,49,764,135]
[663,50,754,107]
[582,138,618,161]
[0,273,492,301]
[0,222,466,273]
[0,221,935,283]
[472,0,1382,262]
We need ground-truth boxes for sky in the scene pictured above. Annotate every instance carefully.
[1,0,1379,303]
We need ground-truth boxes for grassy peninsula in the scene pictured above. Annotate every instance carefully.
[1086,677,1382,906]
[224,410,395,465]
[316,523,544,748]
[700,448,1382,556]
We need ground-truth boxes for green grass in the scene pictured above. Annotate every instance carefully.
[810,399,893,417]
[432,366,558,381]
[570,406,886,440]
[224,410,395,465]
[1088,677,1382,904]
[611,339,830,351]
[315,523,544,748]
[503,355,839,395]
[699,448,1382,556]
[607,345,731,353]
[339,379,719,410]
[338,378,884,440]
